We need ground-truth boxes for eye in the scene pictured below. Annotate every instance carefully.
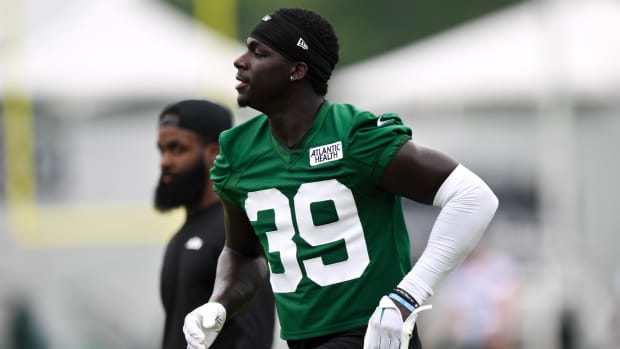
[252,48,265,58]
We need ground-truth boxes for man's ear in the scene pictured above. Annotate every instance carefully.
[204,142,220,167]
[289,62,309,81]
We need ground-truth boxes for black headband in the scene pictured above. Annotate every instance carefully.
[250,10,335,83]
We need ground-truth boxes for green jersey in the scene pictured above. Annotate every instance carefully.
[211,102,413,340]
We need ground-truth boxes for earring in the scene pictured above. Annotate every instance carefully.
[290,76,295,81]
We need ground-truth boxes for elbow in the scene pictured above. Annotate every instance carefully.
[486,186,499,217]
[475,183,499,225]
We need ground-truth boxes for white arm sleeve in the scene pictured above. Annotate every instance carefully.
[397,164,499,304]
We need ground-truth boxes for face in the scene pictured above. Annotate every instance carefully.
[154,123,208,212]
[233,37,295,110]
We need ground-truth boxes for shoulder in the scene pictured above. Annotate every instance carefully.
[327,103,373,121]
[324,103,411,146]
[323,103,381,136]
[220,114,269,145]
[328,102,364,114]
[214,113,274,178]
[327,103,407,132]
[218,114,270,156]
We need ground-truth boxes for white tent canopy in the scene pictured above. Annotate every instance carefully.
[329,0,620,111]
[1,0,242,102]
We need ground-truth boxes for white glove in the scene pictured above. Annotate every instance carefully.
[183,302,227,349]
[363,296,432,349]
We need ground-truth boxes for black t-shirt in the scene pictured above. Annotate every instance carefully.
[160,202,275,349]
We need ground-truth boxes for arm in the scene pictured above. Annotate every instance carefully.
[209,199,269,315]
[380,140,458,204]
[364,141,498,349]
[184,199,269,349]
[380,141,498,309]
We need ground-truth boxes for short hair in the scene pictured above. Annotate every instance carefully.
[278,8,340,95]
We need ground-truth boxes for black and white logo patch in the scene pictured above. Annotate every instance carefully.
[309,141,343,166]
[297,38,309,50]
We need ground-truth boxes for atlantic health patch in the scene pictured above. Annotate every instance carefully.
[309,141,343,166]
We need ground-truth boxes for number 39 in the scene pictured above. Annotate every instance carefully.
[245,179,370,293]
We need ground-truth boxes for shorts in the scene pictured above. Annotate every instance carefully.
[286,326,421,349]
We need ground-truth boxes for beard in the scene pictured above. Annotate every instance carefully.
[154,158,207,212]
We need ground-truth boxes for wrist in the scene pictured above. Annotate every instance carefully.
[388,287,420,311]
[397,274,432,305]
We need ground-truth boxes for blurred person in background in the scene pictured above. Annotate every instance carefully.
[422,241,522,349]
[154,99,275,349]
[6,299,48,349]
[182,8,498,349]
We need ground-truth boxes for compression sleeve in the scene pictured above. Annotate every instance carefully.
[397,164,499,304]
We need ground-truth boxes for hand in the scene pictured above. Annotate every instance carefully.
[183,302,227,349]
[363,296,432,349]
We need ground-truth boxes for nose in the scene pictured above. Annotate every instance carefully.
[234,52,248,69]
[160,151,173,170]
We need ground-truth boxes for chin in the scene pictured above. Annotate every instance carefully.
[237,95,249,107]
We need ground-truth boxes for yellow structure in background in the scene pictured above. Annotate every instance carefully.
[1,0,39,242]
[0,0,183,248]
[194,0,238,39]
[1,94,182,247]
[1,0,241,248]
[2,95,39,241]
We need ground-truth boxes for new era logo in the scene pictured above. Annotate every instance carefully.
[297,38,308,50]
[262,15,272,21]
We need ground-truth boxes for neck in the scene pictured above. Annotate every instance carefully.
[267,95,325,148]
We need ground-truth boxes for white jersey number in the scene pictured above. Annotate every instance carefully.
[245,179,370,293]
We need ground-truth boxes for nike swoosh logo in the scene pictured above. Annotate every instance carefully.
[377,116,395,127]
